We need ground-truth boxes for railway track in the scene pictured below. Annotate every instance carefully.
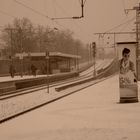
[0,70,94,100]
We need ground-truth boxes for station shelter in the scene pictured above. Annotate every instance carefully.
[15,52,81,75]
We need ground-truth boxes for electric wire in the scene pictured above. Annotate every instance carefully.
[78,0,87,5]
[52,0,93,40]
[13,0,51,19]
[13,0,91,41]
[11,0,136,42]
[118,17,135,32]
[96,16,136,49]
[13,0,67,30]
[0,10,16,18]
[102,17,135,34]
[134,0,140,6]
[0,10,17,31]
[84,0,87,5]
[122,0,128,15]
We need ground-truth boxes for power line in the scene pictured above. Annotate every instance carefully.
[122,0,140,15]
[134,0,140,6]
[51,0,85,19]
[52,0,93,39]
[14,0,91,40]
[79,0,87,5]
[13,0,51,19]
[84,0,87,5]
[0,10,16,18]
[102,17,135,34]
[0,10,17,31]
[118,16,135,32]
[13,0,66,30]
[122,0,128,15]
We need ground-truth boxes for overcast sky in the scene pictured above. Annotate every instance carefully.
[0,0,139,44]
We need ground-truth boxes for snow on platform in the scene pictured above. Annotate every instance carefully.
[0,75,47,83]
[0,75,140,140]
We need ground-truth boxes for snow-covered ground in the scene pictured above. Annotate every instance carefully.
[0,75,140,140]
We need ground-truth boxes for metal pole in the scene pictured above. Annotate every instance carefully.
[81,0,84,17]
[136,7,139,81]
[46,51,49,93]
[47,58,49,93]
[87,45,89,65]
[94,45,96,77]
[94,51,96,77]
[19,28,23,77]
[76,46,79,71]
[90,43,92,64]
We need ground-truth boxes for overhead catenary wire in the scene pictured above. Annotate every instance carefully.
[52,0,57,19]
[95,15,136,49]
[9,0,136,43]
[13,0,51,19]
[0,10,17,31]
[0,10,16,18]
[78,0,87,5]
[52,0,93,40]
[51,0,86,19]
[84,0,87,5]
[134,0,140,6]
[13,0,67,30]
[100,17,136,35]
[122,0,128,15]
[122,0,140,16]
[118,16,135,32]
[101,0,140,35]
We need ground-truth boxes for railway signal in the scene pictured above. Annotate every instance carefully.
[91,42,96,77]
[92,42,96,57]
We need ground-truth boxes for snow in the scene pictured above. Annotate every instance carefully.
[0,75,140,140]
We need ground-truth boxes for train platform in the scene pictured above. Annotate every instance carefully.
[0,75,48,83]
[0,75,140,140]
[0,59,112,83]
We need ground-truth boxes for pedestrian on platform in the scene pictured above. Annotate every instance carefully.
[31,64,37,76]
[9,64,16,78]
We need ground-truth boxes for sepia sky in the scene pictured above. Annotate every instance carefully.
[0,0,139,44]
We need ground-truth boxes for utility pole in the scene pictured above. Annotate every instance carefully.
[133,4,140,80]
[123,3,140,80]
[81,0,84,18]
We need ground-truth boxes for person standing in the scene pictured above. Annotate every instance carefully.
[9,64,16,78]
[31,64,37,76]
